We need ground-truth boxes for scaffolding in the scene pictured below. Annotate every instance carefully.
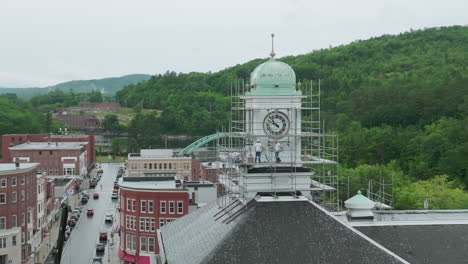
[214,79,340,212]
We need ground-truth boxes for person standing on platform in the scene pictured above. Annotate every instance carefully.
[254,139,264,163]
[275,142,282,163]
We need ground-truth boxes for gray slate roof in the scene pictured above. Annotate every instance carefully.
[357,225,468,264]
[159,198,407,264]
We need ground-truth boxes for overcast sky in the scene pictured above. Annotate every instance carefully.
[0,0,467,87]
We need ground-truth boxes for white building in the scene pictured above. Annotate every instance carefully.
[127,149,192,180]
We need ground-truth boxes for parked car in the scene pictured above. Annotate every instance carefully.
[72,209,80,216]
[113,184,119,190]
[99,232,108,242]
[111,193,118,200]
[105,214,113,223]
[98,169,103,174]
[81,197,88,204]
[90,182,96,189]
[92,257,103,264]
[67,219,77,227]
[70,214,79,221]
[93,193,100,199]
[95,243,105,254]
[87,209,95,216]
[74,207,82,213]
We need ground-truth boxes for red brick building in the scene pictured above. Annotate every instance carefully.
[1,134,95,170]
[118,176,189,263]
[0,163,39,264]
[54,114,100,131]
[82,102,120,110]
[9,142,89,178]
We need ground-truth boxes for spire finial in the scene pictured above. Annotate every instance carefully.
[270,33,276,59]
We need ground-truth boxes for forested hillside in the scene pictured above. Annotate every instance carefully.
[0,74,151,98]
[117,26,468,209]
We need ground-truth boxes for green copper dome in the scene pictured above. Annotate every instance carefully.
[246,59,301,96]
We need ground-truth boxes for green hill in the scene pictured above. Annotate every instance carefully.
[0,74,151,98]
[116,26,468,208]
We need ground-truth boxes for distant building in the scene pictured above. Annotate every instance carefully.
[1,134,95,171]
[54,114,100,131]
[118,176,189,263]
[127,149,192,180]
[0,163,39,264]
[9,142,89,178]
[82,102,120,111]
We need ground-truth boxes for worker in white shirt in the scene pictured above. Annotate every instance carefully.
[275,142,282,163]
[254,139,264,163]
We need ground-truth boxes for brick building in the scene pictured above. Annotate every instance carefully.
[9,142,89,178]
[54,114,100,131]
[1,134,95,170]
[127,149,192,180]
[118,176,189,263]
[0,163,39,264]
[82,102,120,111]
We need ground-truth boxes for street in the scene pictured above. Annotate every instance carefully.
[60,163,122,264]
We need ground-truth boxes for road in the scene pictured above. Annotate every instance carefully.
[61,163,122,264]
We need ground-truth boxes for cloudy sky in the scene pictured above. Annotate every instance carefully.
[0,0,467,87]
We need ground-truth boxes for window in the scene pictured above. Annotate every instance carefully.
[126,234,131,250]
[151,218,155,232]
[21,213,25,226]
[141,200,146,213]
[11,137,15,142]
[0,217,5,229]
[140,236,147,252]
[12,235,17,246]
[126,216,130,229]
[21,176,25,185]
[159,163,162,169]
[148,200,154,213]
[12,192,17,203]
[20,190,25,201]
[177,201,183,214]
[160,201,166,214]
[169,201,175,214]
[132,200,136,211]
[27,210,31,224]
[0,178,6,187]
[148,237,155,253]
[139,217,145,231]
[21,232,25,244]
[159,218,165,227]
[12,177,16,186]
[0,193,6,204]
[131,235,136,251]
[149,163,152,169]
[12,215,17,227]
[144,163,147,169]
[168,163,172,170]
[164,163,167,169]
[154,163,157,170]
[127,199,131,211]
[0,237,6,248]
[49,151,53,155]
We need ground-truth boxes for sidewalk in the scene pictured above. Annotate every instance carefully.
[31,168,95,264]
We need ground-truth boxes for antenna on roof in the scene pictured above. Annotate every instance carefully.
[270,33,276,59]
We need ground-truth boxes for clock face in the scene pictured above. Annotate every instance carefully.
[263,111,289,138]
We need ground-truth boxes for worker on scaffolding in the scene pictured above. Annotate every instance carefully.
[275,142,282,163]
[254,139,264,163]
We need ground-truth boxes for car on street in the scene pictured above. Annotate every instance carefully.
[81,197,88,204]
[72,209,80,216]
[70,214,79,221]
[95,243,105,254]
[98,169,103,174]
[113,184,119,190]
[67,219,77,227]
[87,209,95,216]
[105,213,113,223]
[92,257,103,264]
[90,182,97,188]
[93,193,100,199]
[99,232,108,242]
[111,193,118,200]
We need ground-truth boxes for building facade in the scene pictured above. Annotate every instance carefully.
[54,114,100,131]
[9,142,88,178]
[1,134,96,170]
[127,149,192,180]
[0,163,39,264]
[118,177,189,263]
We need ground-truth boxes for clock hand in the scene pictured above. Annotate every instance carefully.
[271,119,280,128]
